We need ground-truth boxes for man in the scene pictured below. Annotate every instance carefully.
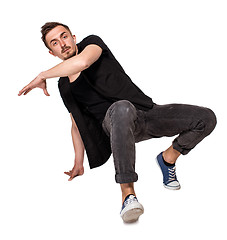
[18,22,216,223]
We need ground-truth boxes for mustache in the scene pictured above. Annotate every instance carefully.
[61,46,71,54]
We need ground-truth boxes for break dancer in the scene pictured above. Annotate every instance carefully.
[18,22,216,223]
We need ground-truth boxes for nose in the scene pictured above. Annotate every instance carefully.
[59,39,66,48]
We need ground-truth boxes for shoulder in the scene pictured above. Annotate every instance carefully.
[81,34,104,43]
[78,35,108,52]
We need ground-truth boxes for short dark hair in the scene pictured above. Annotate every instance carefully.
[41,22,72,49]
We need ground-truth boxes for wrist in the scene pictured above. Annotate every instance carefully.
[74,159,84,167]
[39,71,47,80]
[74,156,84,166]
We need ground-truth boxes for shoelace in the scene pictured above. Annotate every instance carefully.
[124,196,136,207]
[168,166,176,182]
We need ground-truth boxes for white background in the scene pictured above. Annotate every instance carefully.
[1,0,227,239]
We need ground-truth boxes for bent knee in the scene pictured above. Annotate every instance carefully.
[112,100,136,116]
[202,107,217,134]
[109,100,138,127]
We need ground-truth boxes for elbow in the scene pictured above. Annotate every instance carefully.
[76,59,89,71]
[70,58,90,73]
[81,59,90,70]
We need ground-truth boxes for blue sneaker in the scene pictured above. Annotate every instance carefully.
[120,194,144,223]
[156,152,181,190]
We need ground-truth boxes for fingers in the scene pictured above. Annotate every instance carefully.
[69,169,77,181]
[43,88,50,96]
[64,171,71,176]
[18,86,31,96]
[23,89,32,95]
[64,171,73,181]
[18,86,50,96]
[18,76,49,96]
[64,169,78,181]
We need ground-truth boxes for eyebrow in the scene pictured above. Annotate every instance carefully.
[49,32,67,45]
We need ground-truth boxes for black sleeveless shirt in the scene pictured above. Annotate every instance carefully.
[70,73,113,123]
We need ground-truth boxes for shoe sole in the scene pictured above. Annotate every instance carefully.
[121,202,144,223]
[155,157,181,190]
[163,183,181,190]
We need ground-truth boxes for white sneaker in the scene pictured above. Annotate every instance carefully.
[120,195,144,223]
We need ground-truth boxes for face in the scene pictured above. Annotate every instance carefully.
[46,25,77,60]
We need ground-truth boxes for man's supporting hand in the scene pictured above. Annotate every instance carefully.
[18,73,50,96]
[64,163,84,181]
[65,113,85,181]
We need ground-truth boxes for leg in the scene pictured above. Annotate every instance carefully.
[102,100,144,222]
[102,100,139,184]
[120,182,144,223]
[145,103,216,189]
[145,103,217,155]
[120,183,136,204]
[163,145,181,164]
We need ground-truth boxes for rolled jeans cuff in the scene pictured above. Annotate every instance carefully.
[172,140,191,155]
[115,172,138,184]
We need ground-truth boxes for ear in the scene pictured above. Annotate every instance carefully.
[49,50,56,57]
[72,35,77,44]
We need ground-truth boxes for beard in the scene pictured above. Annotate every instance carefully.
[62,47,77,60]
[63,50,77,60]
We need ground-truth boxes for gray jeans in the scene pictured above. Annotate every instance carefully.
[102,100,216,183]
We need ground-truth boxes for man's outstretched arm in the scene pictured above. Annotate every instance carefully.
[18,44,102,96]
